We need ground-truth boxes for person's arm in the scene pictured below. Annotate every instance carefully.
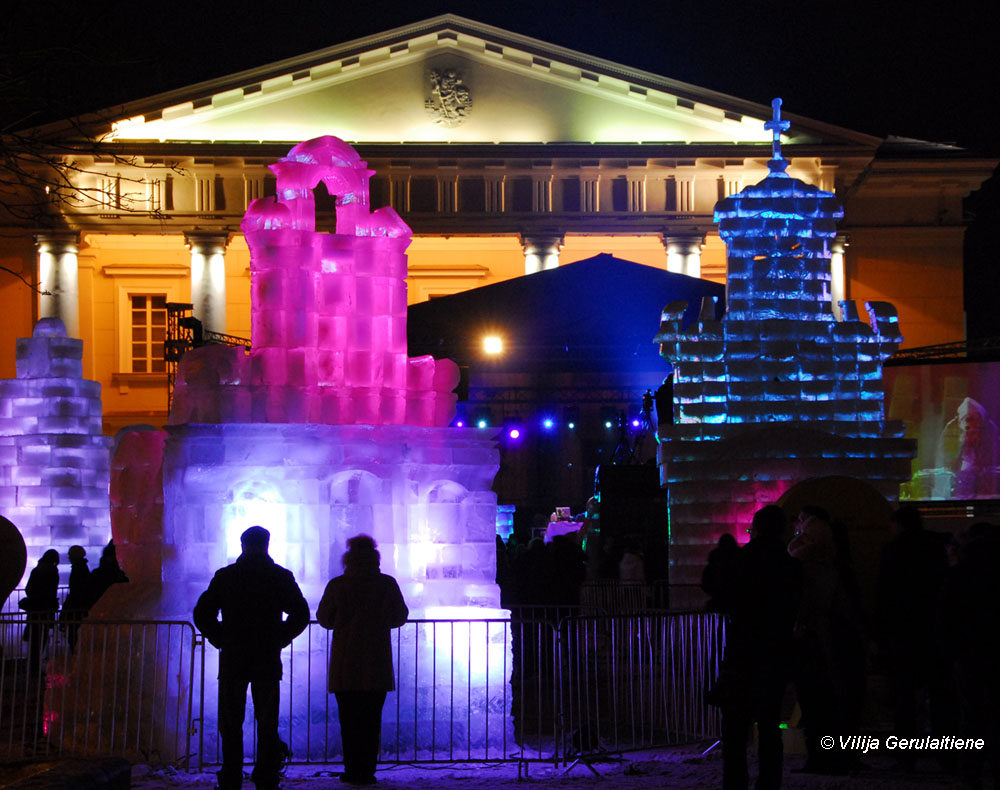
[193,576,224,648]
[386,577,409,629]
[315,579,337,629]
[279,573,310,646]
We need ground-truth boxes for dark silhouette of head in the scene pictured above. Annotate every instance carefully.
[241,526,271,557]
[751,505,786,541]
[68,545,86,562]
[717,533,737,550]
[893,505,923,533]
[40,549,59,566]
[343,534,380,573]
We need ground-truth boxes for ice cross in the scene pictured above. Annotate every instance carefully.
[764,97,790,160]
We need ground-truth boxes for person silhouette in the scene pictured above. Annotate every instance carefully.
[317,535,408,786]
[194,526,309,790]
[59,545,90,652]
[719,505,802,790]
[21,549,59,670]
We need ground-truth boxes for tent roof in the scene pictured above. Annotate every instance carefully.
[407,253,725,373]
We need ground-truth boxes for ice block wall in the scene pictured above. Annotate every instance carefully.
[654,101,915,603]
[170,136,459,428]
[0,318,111,565]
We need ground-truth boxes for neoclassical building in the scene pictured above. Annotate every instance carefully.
[0,15,994,433]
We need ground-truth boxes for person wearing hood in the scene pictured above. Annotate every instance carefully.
[317,535,408,787]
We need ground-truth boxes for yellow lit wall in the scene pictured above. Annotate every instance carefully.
[0,234,38,379]
[846,228,966,349]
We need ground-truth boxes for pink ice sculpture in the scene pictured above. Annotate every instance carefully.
[170,136,460,428]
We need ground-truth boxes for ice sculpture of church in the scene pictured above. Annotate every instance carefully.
[654,101,917,605]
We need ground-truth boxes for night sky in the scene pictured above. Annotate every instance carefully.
[4,0,1000,154]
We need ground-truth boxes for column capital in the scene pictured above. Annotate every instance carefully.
[831,233,849,254]
[519,232,564,275]
[34,230,81,253]
[660,233,705,254]
[519,232,565,256]
[184,231,230,254]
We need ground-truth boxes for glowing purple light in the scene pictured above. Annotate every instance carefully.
[508,428,520,439]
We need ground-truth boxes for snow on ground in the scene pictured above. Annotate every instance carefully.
[131,742,986,789]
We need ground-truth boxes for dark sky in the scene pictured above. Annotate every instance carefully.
[5,0,999,153]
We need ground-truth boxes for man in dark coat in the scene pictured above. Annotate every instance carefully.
[877,505,949,767]
[22,549,59,670]
[317,535,408,786]
[194,527,310,790]
[720,505,803,790]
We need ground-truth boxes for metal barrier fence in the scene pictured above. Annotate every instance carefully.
[1,615,197,765]
[1,611,723,770]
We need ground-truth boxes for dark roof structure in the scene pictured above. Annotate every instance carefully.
[406,253,726,374]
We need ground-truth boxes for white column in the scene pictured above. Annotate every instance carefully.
[35,231,81,338]
[830,234,848,320]
[185,231,229,334]
[521,233,564,275]
[662,234,705,278]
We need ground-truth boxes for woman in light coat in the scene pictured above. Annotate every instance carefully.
[317,535,408,786]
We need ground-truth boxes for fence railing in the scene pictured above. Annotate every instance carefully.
[1,610,723,770]
[1,616,197,765]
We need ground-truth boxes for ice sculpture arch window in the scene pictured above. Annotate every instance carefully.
[328,469,383,571]
[314,181,337,235]
[222,481,288,567]
[421,480,469,546]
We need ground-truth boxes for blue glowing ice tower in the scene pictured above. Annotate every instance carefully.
[655,100,916,605]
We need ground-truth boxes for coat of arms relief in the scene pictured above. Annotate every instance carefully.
[425,69,472,127]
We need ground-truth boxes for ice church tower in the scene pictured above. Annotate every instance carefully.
[158,136,501,615]
[655,100,916,604]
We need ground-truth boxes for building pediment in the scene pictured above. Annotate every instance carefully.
[81,15,878,150]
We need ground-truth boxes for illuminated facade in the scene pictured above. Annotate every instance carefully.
[0,15,993,436]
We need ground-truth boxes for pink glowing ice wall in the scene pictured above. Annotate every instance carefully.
[170,136,460,427]
[0,318,111,566]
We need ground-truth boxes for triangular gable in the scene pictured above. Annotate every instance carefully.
[73,15,878,149]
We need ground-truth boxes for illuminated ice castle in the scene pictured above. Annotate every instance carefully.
[160,136,500,615]
[0,318,111,564]
[98,136,511,761]
[655,100,916,604]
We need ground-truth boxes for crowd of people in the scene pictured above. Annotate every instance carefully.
[18,540,129,668]
[709,503,1000,790]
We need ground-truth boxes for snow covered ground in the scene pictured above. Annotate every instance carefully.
[132,741,984,789]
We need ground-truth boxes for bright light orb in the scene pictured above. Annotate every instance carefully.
[542,418,554,430]
[483,336,503,355]
[568,422,576,429]
[477,419,488,429]
[508,428,520,439]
